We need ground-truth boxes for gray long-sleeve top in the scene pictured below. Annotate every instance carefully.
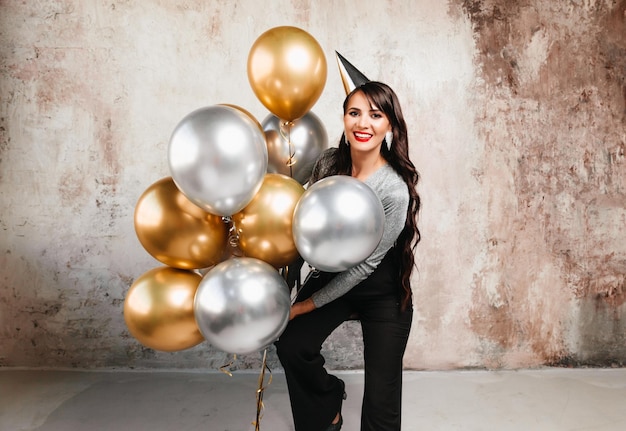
[307,148,409,308]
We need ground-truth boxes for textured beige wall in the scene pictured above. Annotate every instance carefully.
[0,0,624,370]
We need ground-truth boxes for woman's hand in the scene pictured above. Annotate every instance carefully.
[290,298,316,320]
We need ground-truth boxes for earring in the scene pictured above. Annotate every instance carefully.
[385,131,393,150]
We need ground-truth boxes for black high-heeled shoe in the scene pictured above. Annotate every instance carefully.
[325,379,347,431]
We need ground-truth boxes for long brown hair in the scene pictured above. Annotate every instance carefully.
[335,81,421,310]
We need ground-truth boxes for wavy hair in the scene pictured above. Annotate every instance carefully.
[335,81,421,310]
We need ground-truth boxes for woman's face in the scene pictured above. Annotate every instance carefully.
[343,91,391,154]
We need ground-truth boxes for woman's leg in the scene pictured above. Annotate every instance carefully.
[358,297,413,431]
[276,277,353,431]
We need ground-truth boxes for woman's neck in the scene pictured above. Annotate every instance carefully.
[350,151,387,181]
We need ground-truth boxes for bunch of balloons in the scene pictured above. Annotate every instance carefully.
[124,26,385,357]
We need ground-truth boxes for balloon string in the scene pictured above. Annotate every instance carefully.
[219,354,238,377]
[279,121,297,176]
[224,217,243,257]
[253,349,273,430]
[228,226,239,249]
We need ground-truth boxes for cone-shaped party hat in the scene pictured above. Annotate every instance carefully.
[335,51,370,95]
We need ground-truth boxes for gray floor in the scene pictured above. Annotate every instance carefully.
[2,368,626,431]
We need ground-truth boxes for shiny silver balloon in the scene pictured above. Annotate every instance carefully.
[168,105,268,216]
[262,112,327,185]
[194,257,290,354]
[292,176,385,272]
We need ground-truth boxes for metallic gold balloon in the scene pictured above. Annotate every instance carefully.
[232,174,304,268]
[263,112,328,185]
[134,177,228,270]
[124,266,204,352]
[247,26,327,121]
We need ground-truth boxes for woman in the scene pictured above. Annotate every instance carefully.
[276,81,421,431]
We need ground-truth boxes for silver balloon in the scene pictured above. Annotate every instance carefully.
[194,257,290,354]
[262,112,327,185]
[168,105,268,216]
[292,176,385,272]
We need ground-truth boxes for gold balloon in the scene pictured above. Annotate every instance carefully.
[134,177,228,269]
[124,266,204,352]
[247,26,327,121]
[232,173,305,268]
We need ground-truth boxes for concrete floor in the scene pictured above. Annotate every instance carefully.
[1,368,626,431]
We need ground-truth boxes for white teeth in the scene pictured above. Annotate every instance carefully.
[355,132,370,138]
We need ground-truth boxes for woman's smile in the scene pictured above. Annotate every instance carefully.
[353,131,373,142]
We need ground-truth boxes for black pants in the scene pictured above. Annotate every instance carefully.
[276,253,413,431]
